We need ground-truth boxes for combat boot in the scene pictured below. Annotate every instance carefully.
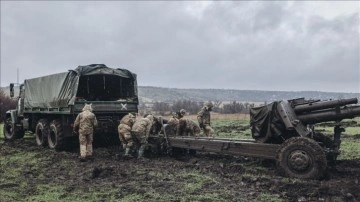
[87,156,94,162]
[137,145,146,159]
[78,156,86,162]
[124,147,133,158]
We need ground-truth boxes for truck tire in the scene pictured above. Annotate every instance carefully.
[48,120,66,150]
[3,118,25,140]
[35,119,49,147]
[276,137,327,179]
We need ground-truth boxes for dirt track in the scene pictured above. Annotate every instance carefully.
[1,137,360,202]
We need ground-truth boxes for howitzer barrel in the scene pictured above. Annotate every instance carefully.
[293,98,358,113]
[297,105,360,124]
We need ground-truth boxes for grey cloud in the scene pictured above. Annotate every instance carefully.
[1,1,359,93]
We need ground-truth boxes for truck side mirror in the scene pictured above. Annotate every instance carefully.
[10,83,14,98]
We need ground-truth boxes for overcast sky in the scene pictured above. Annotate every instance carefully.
[1,1,359,93]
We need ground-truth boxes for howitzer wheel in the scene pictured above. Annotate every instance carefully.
[276,137,327,179]
[35,119,49,147]
[3,118,24,140]
[48,120,66,150]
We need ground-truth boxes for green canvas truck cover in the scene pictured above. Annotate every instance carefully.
[24,64,137,109]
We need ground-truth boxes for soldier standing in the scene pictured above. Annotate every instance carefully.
[73,104,98,162]
[118,113,136,157]
[131,114,155,159]
[197,102,214,136]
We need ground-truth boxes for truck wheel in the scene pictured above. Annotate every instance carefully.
[276,137,327,179]
[35,119,49,147]
[3,118,25,140]
[48,120,65,150]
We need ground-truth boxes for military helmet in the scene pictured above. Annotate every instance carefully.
[204,102,213,108]
[146,114,154,123]
[179,109,186,115]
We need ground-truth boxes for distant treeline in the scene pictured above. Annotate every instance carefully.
[139,100,255,115]
[138,86,360,103]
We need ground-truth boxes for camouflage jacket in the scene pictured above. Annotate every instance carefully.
[120,114,135,127]
[177,118,200,136]
[131,118,153,138]
[197,107,211,125]
[118,124,132,135]
[74,110,98,134]
[165,117,179,136]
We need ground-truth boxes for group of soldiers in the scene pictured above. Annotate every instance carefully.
[73,102,215,161]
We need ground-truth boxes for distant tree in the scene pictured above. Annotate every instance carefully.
[0,88,17,123]
[172,100,201,115]
[153,102,170,115]
[138,103,147,115]
[222,101,244,114]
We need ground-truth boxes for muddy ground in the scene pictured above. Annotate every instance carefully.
[1,136,360,202]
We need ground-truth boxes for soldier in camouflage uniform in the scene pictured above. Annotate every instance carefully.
[197,102,215,136]
[131,114,155,158]
[176,109,186,119]
[118,113,136,157]
[165,112,180,136]
[73,104,98,161]
[177,118,200,136]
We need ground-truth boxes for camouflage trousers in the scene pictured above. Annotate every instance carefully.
[203,124,214,137]
[132,131,148,145]
[79,133,93,158]
[118,124,134,149]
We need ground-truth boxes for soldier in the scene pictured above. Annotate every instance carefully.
[131,114,155,159]
[176,109,186,119]
[197,102,215,136]
[73,103,98,162]
[177,118,201,137]
[118,113,136,157]
[165,112,180,136]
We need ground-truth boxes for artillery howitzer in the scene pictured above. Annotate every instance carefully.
[158,98,360,179]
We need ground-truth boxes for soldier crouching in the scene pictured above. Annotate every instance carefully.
[177,118,201,137]
[131,114,155,159]
[73,104,98,162]
[118,113,136,157]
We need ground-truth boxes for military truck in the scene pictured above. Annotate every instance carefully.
[3,64,138,150]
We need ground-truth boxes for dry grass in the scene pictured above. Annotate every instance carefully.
[162,113,250,122]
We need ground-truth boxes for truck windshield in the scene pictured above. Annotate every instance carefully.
[76,75,136,101]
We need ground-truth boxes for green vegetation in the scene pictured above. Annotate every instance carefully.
[255,193,284,202]
[178,171,215,194]
[213,118,252,139]
[315,121,360,160]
